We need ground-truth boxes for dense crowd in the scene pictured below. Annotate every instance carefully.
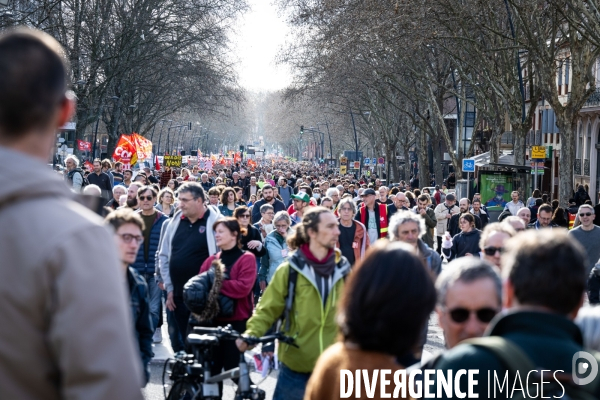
[3,27,600,400]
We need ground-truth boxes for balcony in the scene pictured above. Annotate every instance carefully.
[568,88,600,108]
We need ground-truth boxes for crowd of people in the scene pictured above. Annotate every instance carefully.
[3,27,600,400]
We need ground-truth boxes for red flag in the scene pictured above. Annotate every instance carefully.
[155,155,160,171]
[77,139,91,151]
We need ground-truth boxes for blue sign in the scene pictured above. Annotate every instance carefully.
[364,158,370,165]
[372,158,377,165]
[462,158,475,172]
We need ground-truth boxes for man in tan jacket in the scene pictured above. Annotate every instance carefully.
[0,29,143,399]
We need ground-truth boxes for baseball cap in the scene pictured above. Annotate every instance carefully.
[362,188,376,196]
[292,192,310,203]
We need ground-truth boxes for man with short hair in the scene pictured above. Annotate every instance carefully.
[355,188,396,243]
[107,185,127,210]
[120,169,133,188]
[568,204,600,277]
[88,158,113,204]
[320,196,333,210]
[0,28,143,399]
[290,192,310,225]
[504,190,525,215]
[516,206,531,227]
[434,193,459,254]
[377,186,394,205]
[435,258,502,349]
[237,207,350,400]
[112,161,124,185]
[470,198,489,229]
[101,159,115,187]
[528,203,558,229]
[433,230,600,398]
[157,182,222,351]
[251,184,286,223]
[278,177,293,207]
[132,186,168,342]
[199,173,213,192]
[413,194,437,248]
[245,176,259,200]
[124,181,143,210]
[104,209,154,386]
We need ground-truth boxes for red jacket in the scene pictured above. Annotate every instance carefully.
[199,251,256,322]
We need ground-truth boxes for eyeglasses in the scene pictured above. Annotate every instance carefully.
[580,212,593,217]
[483,246,504,256]
[239,214,251,218]
[139,195,154,201]
[118,234,144,244]
[275,224,289,229]
[447,307,498,323]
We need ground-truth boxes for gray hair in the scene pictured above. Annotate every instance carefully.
[337,196,356,216]
[326,188,339,197]
[580,204,595,213]
[388,210,426,241]
[176,182,206,202]
[436,258,502,307]
[260,204,274,214]
[479,222,516,250]
[83,184,102,197]
[112,185,127,194]
[65,154,79,167]
[336,185,344,192]
[273,210,291,226]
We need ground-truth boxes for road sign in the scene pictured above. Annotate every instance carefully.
[340,156,348,165]
[531,146,546,159]
[377,157,385,165]
[340,166,347,174]
[372,158,377,165]
[530,161,544,175]
[462,158,475,172]
[353,161,360,169]
[364,158,370,165]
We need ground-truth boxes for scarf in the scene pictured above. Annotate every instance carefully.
[299,243,336,277]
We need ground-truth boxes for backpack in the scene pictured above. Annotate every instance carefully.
[68,168,90,188]
[462,336,600,400]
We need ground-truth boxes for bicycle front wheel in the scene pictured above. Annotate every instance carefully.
[167,380,199,400]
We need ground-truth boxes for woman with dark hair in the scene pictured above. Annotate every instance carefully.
[304,240,436,399]
[552,206,569,228]
[218,187,237,217]
[234,206,266,259]
[527,188,542,208]
[442,213,482,261]
[197,217,256,397]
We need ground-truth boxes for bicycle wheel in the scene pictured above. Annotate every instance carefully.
[167,380,199,400]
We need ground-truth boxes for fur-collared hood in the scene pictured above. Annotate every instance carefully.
[194,259,225,322]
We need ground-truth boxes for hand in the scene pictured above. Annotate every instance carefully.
[419,208,426,215]
[247,240,262,250]
[446,213,452,219]
[259,281,267,291]
[465,253,473,257]
[158,282,165,291]
[236,338,256,352]
[166,291,176,311]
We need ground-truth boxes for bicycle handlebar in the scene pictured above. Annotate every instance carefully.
[191,324,297,347]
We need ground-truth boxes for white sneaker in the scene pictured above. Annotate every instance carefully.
[153,328,163,344]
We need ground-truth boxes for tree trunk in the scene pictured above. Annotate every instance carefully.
[418,130,429,188]
[433,140,444,187]
[513,126,527,166]
[403,147,411,182]
[556,114,577,207]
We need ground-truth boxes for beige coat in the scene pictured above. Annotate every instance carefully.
[434,202,460,236]
[0,146,143,400]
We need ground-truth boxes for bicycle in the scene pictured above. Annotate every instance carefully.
[163,324,297,400]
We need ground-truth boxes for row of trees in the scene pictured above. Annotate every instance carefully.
[268,0,600,204]
[1,0,248,156]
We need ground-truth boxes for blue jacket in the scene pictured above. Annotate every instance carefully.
[259,230,291,284]
[127,267,153,385]
[132,210,168,276]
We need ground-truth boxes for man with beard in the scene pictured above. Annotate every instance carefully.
[122,182,143,210]
[87,158,113,204]
[251,184,286,223]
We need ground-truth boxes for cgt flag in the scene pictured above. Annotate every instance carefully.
[112,134,137,167]
[155,155,160,171]
[76,139,91,151]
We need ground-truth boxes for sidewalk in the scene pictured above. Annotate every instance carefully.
[151,324,173,363]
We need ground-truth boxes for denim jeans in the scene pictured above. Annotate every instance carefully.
[273,364,311,400]
[141,274,162,330]
[163,291,185,352]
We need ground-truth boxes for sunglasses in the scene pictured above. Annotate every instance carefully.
[483,246,504,256]
[580,212,593,217]
[138,195,154,201]
[239,214,251,218]
[447,307,498,323]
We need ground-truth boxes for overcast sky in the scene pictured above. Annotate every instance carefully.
[233,0,292,92]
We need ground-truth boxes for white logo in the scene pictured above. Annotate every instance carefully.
[572,351,598,385]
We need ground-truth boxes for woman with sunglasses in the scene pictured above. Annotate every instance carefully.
[234,206,266,259]
[442,213,482,261]
[478,223,516,269]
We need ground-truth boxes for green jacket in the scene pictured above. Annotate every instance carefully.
[244,248,351,373]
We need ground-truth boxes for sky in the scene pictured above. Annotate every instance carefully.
[233,0,292,92]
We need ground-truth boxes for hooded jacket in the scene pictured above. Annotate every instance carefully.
[0,146,143,400]
[245,248,351,373]
[260,229,291,284]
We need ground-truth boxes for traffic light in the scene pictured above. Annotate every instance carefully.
[300,125,304,135]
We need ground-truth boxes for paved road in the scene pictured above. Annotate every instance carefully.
[143,314,445,400]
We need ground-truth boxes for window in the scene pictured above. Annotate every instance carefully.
[577,123,583,158]
[565,59,570,93]
[587,123,592,160]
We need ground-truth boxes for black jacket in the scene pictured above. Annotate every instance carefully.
[241,225,267,259]
[251,198,286,224]
[588,266,600,304]
[443,229,481,261]
[575,186,591,206]
[448,213,482,237]
[127,267,153,386]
